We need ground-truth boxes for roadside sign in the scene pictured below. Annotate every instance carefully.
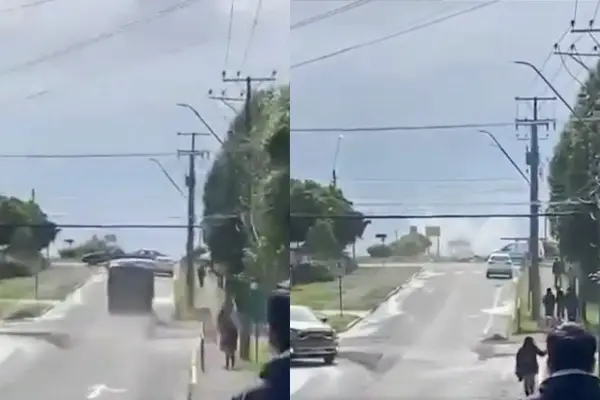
[425,226,441,237]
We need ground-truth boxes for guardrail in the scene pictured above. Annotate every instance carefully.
[187,321,205,400]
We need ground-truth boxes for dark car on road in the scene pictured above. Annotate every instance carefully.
[81,248,125,265]
[106,259,155,314]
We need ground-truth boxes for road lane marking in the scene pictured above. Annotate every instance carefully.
[86,384,126,399]
[483,285,504,336]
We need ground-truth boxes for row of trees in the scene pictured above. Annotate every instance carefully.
[547,60,600,321]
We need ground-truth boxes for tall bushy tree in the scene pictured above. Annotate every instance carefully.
[548,62,600,310]
[202,85,289,359]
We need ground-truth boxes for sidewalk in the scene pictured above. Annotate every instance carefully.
[190,335,261,398]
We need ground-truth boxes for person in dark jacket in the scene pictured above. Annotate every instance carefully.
[231,288,290,400]
[543,288,556,319]
[552,258,564,289]
[528,323,600,400]
[565,287,579,322]
[516,336,547,396]
[218,301,239,370]
[555,289,565,321]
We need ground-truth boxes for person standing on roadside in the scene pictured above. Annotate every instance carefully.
[528,323,600,400]
[231,288,290,400]
[555,288,565,321]
[552,257,564,289]
[565,286,579,322]
[218,300,239,370]
[543,288,556,328]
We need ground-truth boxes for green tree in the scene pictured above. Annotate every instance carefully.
[290,179,370,246]
[548,64,600,315]
[305,219,339,258]
[202,85,289,360]
[0,197,58,251]
[389,232,432,257]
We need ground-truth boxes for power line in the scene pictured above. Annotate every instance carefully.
[291,0,372,30]
[241,0,264,67]
[0,0,61,13]
[297,177,523,183]
[292,122,515,132]
[291,0,499,69]
[0,152,177,159]
[352,200,586,207]
[290,212,577,219]
[291,117,600,133]
[0,0,203,78]
[224,0,237,69]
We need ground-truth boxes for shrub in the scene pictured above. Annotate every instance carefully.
[291,262,335,284]
[366,244,392,258]
[58,248,79,259]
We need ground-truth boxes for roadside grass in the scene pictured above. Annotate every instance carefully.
[243,338,271,373]
[0,302,52,319]
[0,266,92,319]
[324,313,359,332]
[291,266,420,312]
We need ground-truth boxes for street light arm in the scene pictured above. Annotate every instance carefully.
[176,103,224,145]
[149,158,187,198]
[479,130,530,185]
[219,99,238,114]
[513,61,577,117]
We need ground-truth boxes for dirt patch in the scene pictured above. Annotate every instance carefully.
[291,266,421,311]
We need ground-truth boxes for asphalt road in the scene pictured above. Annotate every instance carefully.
[0,270,199,400]
[291,262,522,399]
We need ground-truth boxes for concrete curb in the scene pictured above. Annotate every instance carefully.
[342,267,423,332]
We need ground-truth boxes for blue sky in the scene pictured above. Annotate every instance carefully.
[0,0,288,256]
[291,0,596,255]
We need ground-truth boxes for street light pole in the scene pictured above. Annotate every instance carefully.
[478,130,530,185]
[331,134,343,188]
[176,103,224,145]
[148,158,186,198]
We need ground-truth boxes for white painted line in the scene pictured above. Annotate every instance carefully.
[483,285,504,336]
[86,384,126,399]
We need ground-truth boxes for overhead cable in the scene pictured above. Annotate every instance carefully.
[291,0,499,69]
[0,0,203,78]
[241,0,264,67]
[291,0,372,30]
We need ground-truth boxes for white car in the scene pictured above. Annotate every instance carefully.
[486,253,515,279]
[290,305,338,365]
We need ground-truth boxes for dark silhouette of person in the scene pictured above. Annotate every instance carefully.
[552,257,564,288]
[555,289,565,321]
[231,288,290,399]
[565,287,579,322]
[543,288,556,319]
[529,323,600,400]
[218,301,239,370]
[516,336,546,396]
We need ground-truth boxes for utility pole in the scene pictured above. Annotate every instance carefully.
[177,132,211,308]
[515,96,556,321]
[220,70,277,231]
[30,188,39,299]
[221,70,277,132]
